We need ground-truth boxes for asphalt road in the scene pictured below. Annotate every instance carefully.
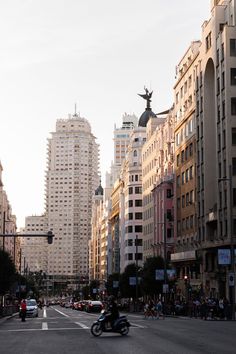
[0,306,236,354]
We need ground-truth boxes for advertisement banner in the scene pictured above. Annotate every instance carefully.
[155,269,164,280]
[218,249,231,265]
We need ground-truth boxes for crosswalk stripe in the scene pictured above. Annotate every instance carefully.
[54,308,69,317]
[42,322,48,330]
[75,322,89,329]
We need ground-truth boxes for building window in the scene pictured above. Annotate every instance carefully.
[135,199,142,207]
[231,68,236,85]
[166,189,172,198]
[182,172,185,185]
[233,188,236,206]
[216,49,219,66]
[135,186,142,194]
[128,253,133,260]
[222,72,225,89]
[135,212,142,220]
[206,32,212,51]
[128,200,133,207]
[185,147,188,160]
[177,198,181,209]
[128,239,133,246]
[217,77,220,94]
[135,225,142,232]
[129,187,133,194]
[221,43,224,61]
[133,150,137,157]
[233,158,236,175]
[126,225,133,233]
[166,209,172,221]
[232,128,236,145]
[177,175,180,187]
[128,213,133,220]
[189,143,193,156]
[182,195,185,208]
[135,253,143,260]
[177,154,180,166]
[135,238,142,246]
[167,228,172,238]
[230,39,236,56]
[181,150,184,163]
[231,98,236,115]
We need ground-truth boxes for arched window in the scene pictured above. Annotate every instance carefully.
[133,150,137,157]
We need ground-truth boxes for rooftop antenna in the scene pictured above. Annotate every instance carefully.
[75,103,77,116]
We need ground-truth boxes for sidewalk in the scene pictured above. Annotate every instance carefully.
[0,312,18,325]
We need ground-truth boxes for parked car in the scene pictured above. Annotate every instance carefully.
[85,300,103,313]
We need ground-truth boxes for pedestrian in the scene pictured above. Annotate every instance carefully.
[20,299,27,322]
[156,299,163,319]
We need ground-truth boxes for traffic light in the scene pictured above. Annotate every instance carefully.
[47,231,53,244]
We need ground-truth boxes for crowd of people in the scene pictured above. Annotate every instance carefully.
[142,297,232,320]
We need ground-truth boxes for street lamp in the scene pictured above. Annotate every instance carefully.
[135,234,139,312]
[218,165,235,320]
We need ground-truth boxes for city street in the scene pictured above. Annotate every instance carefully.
[0,306,236,354]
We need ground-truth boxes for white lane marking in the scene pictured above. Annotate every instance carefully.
[43,309,47,318]
[130,322,146,328]
[75,322,89,329]
[0,327,89,332]
[42,322,48,330]
[54,308,70,317]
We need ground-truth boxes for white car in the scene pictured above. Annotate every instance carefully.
[26,299,38,317]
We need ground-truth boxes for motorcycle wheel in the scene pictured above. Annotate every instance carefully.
[120,324,129,336]
[91,323,103,337]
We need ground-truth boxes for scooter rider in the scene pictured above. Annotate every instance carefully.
[106,296,119,328]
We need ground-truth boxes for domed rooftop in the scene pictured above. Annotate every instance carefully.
[139,109,156,127]
[95,181,103,196]
[138,87,156,127]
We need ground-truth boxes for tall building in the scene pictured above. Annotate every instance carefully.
[120,126,146,272]
[152,109,175,263]
[195,0,236,298]
[21,215,47,274]
[171,42,201,294]
[107,113,138,187]
[0,161,18,267]
[141,90,166,260]
[113,113,138,167]
[45,113,99,289]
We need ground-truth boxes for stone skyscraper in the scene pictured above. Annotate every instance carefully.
[45,113,99,289]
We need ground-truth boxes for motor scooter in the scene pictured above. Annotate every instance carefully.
[91,309,130,336]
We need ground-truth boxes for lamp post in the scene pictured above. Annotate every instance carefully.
[219,165,235,320]
[163,214,168,311]
[135,234,138,312]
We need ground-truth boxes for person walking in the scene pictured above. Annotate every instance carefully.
[20,299,27,322]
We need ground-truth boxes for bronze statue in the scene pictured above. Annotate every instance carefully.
[138,86,153,110]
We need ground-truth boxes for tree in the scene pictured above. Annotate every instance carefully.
[141,256,164,298]
[0,250,17,296]
[119,263,142,299]
[106,273,120,297]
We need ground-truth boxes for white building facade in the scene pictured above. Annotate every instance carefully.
[45,113,99,289]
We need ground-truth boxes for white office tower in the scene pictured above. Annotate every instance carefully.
[106,113,138,189]
[45,113,99,289]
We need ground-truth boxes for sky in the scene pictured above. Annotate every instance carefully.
[0,0,211,227]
